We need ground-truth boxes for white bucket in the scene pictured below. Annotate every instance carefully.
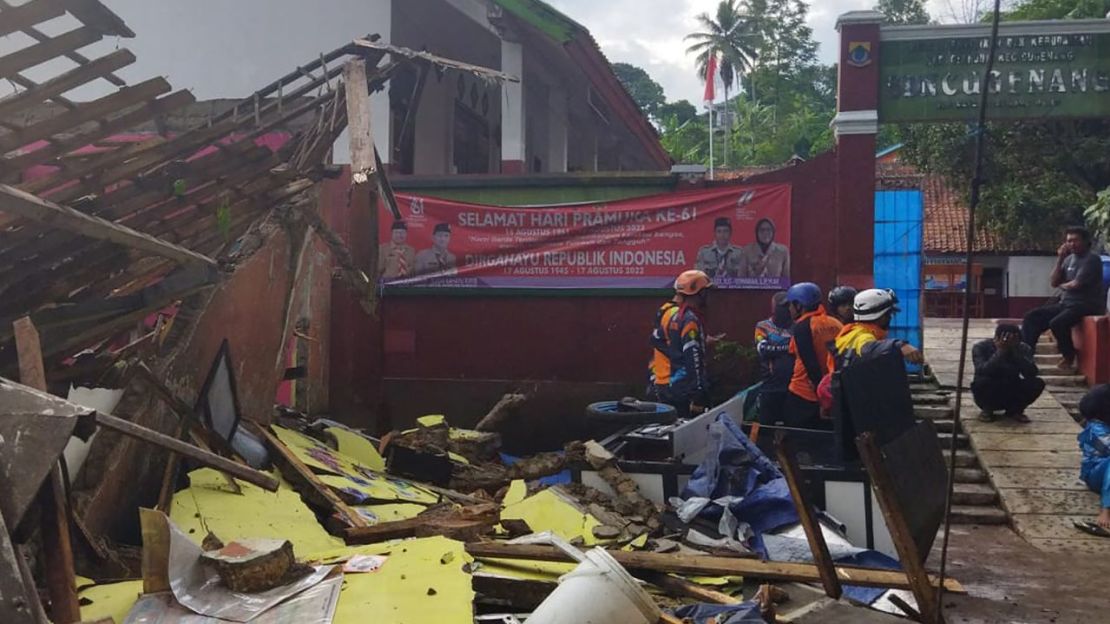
[525,547,661,624]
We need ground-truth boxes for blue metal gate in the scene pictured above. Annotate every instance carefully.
[874,190,924,352]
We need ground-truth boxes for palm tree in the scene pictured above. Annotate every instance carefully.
[685,0,758,167]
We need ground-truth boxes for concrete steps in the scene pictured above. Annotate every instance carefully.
[952,483,1000,506]
[948,505,1008,525]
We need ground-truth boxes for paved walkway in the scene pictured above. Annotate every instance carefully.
[923,318,1108,556]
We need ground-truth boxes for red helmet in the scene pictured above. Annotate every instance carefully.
[675,270,714,296]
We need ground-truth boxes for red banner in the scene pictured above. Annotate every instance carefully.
[378,184,792,290]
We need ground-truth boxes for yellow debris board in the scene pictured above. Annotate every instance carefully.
[78,579,142,624]
[314,536,475,624]
[170,467,343,556]
[353,502,428,525]
[417,414,447,427]
[503,479,527,505]
[272,425,366,477]
[326,426,386,472]
[318,472,439,505]
[500,487,603,545]
[474,557,575,582]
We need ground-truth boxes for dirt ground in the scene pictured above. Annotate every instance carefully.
[930,524,1107,624]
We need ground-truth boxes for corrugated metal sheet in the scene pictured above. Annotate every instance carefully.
[874,190,924,358]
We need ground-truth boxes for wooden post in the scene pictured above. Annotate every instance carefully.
[856,432,941,623]
[775,432,842,599]
[13,317,81,624]
[342,58,380,312]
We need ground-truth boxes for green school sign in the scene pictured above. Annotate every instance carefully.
[879,19,1110,123]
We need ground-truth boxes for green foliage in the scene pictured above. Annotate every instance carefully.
[685,0,758,99]
[898,0,1110,246]
[1084,188,1110,241]
[658,100,699,125]
[740,0,818,102]
[876,0,931,24]
[612,62,666,118]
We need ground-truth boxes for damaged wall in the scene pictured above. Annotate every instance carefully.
[76,218,334,543]
[328,154,842,448]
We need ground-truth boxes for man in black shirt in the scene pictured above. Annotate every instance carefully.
[1022,226,1105,371]
[973,324,1045,423]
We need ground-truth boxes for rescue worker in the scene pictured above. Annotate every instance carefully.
[754,291,794,425]
[829,288,924,371]
[827,285,858,325]
[784,282,841,428]
[649,270,714,419]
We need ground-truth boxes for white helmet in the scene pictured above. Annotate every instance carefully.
[854,288,900,322]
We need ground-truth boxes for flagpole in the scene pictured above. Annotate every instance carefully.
[708,100,714,180]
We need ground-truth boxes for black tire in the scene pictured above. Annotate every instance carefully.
[585,400,678,426]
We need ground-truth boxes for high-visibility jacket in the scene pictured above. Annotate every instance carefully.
[787,307,842,402]
[649,302,708,403]
[827,322,887,372]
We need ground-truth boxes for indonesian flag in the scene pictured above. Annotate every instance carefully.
[703,52,717,107]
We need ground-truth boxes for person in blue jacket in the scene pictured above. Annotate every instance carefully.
[1078,384,1110,531]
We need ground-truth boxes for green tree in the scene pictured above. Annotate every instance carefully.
[876,0,930,24]
[900,0,1110,246]
[658,99,699,125]
[685,0,759,104]
[741,0,818,103]
[612,62,666,118]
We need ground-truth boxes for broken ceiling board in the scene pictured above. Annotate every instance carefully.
[0,376,87,524]
[500,487,604,546]
[272,424,367,476]
[169,468,344,557]
[319,473,439,506]
[311,537,476,624]
[353,503,428,525]
[326,426,385,472]
[77,579,143,624]
[473,558,576,584]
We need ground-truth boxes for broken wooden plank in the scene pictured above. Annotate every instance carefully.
[777,432,841,599]
[0,48,135,120]
[94,412,278,492]
[13,317,82,624]
[251,424,370,529]
[0,26,103,81]
[0,77,173,154]
[857,432,940,623]
[463,543,966,593]
[635,571,740,605]
[352,38,519,83]
[0,183,218,267]
[345,503,499,544]
[0,0,65,38]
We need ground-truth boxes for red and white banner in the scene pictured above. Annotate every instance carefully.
[377,184,792,290]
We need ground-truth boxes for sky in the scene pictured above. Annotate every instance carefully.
[2,0,962,105]
[545,0,961,105]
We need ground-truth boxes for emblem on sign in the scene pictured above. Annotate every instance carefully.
[847,41,872,68]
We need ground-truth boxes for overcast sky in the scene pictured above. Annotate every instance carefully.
[4,0,959,104]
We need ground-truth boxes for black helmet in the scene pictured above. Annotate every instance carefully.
[828,285,858,309]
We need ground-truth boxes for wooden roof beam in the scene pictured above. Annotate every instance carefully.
[0,48,135,120]
[0,0,65,38]
[0,184,217,268]
[59,0,135,38]
[0,26,103,81]
[0,89,194,173]
[0,76,171,155]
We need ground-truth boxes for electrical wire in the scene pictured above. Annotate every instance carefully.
[935,1,1004,621]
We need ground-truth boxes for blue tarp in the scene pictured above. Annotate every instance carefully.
[499,452,571,486]
[837,550,902,605]
[671,601,766,624]
[681,414,800,555]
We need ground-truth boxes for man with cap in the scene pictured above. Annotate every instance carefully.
[380,221,416,280]
[971,323,1044,423]
[649,270,715,419]
[696,217,743,278]
[414,222,457,275]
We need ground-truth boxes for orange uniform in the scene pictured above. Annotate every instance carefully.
[787,307,843,402]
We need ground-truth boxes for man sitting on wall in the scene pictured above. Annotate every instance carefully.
[1022,226,1104,372]
[972,323,1044,423]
